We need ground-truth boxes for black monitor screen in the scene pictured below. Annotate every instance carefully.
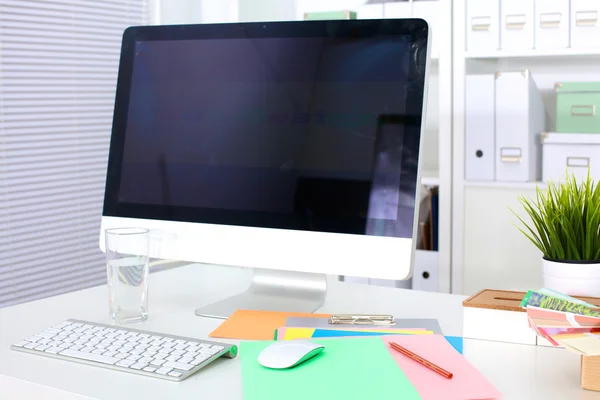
[104,20,428,238]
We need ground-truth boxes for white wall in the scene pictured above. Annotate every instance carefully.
[463,186,543,295]
[238,0,296,22]
[159,0,203,24]
[158,0,238,24]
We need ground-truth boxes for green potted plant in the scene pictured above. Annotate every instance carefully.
[513,170,600,296]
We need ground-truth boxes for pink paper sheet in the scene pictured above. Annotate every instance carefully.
[381,335,501,400]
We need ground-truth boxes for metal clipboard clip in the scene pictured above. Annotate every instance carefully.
[329,314,396,326]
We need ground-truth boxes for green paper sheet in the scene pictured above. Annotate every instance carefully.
[240,337,421,400]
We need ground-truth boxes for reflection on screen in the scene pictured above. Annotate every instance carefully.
[119,36,418,238]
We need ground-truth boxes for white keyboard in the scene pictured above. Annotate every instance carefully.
[11,319,238,382]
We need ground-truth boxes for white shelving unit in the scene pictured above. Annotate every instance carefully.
[452,0,600,295]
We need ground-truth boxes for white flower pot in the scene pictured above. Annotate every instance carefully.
[542,258,600,297]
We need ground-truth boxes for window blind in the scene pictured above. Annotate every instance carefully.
[0,0,151,308]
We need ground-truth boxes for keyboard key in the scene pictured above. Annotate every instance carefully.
[211,345,224,351]
[174,343,188,350]
[130,362,148,370]
[70,345,84,351]
[155,367,173,375]
[37,331,57,339]
[26,336,43,343]
[168,371,183,378]
[192,355,210,365]
[149,359,166,367]
[115,353,129,359]
[34,344,50,351]
[143,366,157,373]
[166,355,181,362]
[44,347,63,354]
[104,351,118,357]
[115,359,136,368]
[24,343,38,349]
[12,341,29,348]
[171,349,186,356]
[126,354,142,362]
[59,349,119,365]
[92,349,106,355]
[163,361,194,371]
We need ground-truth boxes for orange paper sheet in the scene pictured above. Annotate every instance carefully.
[208,309,331,340]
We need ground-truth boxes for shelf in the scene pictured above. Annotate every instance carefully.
[421,176,440,186]
[465,48,600,60]
[463,180,547,190]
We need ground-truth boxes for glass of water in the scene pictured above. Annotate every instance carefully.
[105,227,150,324]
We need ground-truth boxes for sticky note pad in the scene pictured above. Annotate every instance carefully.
[240,337,421,400]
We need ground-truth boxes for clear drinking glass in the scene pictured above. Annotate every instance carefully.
[105,227,150,323]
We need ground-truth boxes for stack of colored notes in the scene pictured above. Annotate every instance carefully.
[521,288,600,355]
[209,310,501,400]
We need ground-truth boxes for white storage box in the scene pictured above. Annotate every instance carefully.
[541,133,600,182]
[357,4,384,20]
[465,74,495,181]
[500,0,534,50]
[571,0,600,48]
[466,0,500,53]
[463,289,537,345]
[383,1,411,19]
[534,0,570,49]
[412,250,439,292]
[495,70,547,182]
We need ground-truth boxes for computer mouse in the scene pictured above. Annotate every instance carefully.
[257,341,325,369]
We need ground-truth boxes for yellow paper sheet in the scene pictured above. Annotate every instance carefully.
[282,327,433,340]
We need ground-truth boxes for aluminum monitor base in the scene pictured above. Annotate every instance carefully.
[194,268,327,319]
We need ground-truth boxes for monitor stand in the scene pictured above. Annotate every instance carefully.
[194,268,327,319]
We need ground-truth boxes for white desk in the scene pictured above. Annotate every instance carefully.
[0,264,598,400]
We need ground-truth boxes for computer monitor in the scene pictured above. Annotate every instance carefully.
[100,19,430,318]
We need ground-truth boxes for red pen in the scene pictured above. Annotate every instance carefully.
[389,342,453,379]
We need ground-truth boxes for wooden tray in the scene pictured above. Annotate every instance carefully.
[463,289,600,311]
[462,289,527,312]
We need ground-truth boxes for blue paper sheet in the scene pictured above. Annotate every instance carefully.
[309,328,463,354]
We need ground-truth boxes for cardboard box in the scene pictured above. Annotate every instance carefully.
[582,356,600,391]
[495,70,547,182]
[463,289,537,345]
[466,0,500,53]
[542,132,600,183]
[464,289,600,348]
[555,82,600,134]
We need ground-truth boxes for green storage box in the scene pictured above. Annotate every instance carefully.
[304,10,357,20]
[555,82,600,134]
